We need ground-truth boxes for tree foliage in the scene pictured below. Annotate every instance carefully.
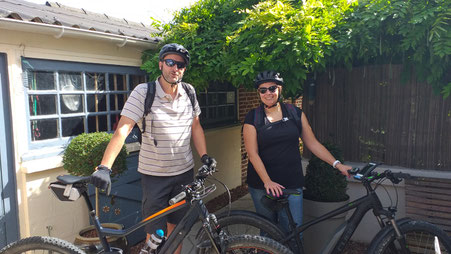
[330,0,451,97]
[142,0,451,99]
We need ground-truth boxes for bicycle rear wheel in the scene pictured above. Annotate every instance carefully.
[368,220,451,254]
[195,210,289,253]
[224,235,293,254]
[0,236,85,254]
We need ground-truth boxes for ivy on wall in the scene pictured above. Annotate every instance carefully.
[142,0,451,98]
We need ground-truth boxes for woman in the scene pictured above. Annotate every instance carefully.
[243,70,352,233]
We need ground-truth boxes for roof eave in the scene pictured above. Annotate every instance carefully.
[0,17,160,50]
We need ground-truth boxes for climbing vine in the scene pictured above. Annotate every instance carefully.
[142,0,451,98]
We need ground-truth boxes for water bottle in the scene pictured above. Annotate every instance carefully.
[140,229,165,254]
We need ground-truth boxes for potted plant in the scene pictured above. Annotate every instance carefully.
[303,142,349,254]
[62,132,128,253]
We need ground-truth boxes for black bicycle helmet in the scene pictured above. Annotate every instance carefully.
[254,70,284,88]
[159,43,190,65]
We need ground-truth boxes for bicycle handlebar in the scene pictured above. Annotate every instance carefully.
[168,163,218,205]
[348,164,411,184]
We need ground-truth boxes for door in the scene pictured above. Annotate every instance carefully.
[0,53,19,248]
[89,152,144,246]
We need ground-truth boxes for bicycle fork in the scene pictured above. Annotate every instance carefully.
[374,208,409,254]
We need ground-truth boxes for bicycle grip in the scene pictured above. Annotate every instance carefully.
[169,192,186,205]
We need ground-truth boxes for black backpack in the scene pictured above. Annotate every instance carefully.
[253,103,302,137]
[138,81,196,143]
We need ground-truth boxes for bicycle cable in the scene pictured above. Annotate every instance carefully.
[208,175,232,217]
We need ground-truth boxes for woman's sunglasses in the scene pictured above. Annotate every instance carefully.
[162,59,186,69]
[258,85,278,94]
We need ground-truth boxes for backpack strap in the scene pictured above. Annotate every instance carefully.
[253,104,265,132]
[283,103,302,137]
[181,82,196,112]
[141,81,156,134]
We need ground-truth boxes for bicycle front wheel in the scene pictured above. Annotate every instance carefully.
[224,235,293,254]
[196,210,285,240]
[368,220,451,254]
[0,236,85,254]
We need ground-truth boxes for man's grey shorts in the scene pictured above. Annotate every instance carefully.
[141,169,194,234]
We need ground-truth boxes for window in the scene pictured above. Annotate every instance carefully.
[23,58,146,148]
[198,82,238,128]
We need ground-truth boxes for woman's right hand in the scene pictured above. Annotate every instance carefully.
[264,180,285,197]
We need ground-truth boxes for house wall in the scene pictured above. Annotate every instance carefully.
[1,27,244,243]
[0,27,143,242]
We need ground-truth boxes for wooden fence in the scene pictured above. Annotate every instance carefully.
[302,64,451,170]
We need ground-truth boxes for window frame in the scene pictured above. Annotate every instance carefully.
[198,82,238,129]
[22,57,147,150]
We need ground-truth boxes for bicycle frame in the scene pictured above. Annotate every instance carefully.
[281,181,395,254]
[80,188,221,253]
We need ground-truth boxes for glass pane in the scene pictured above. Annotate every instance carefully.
[30,119,58,141]
[218,105,227,118]
[129,74,146,90]
[207,107,216,119]
[88,115,108,132]
[29,95,57,116]
[226,91,235,104]
[86,73,106,91]
[110,94,126,111]
[227,105,235,118]
[111,114,120,131]
[60,94,84,114]
[59,72,82,91]
[62,117,84,137]
[218,93,227,104]
[109,74,127,91]
[207,93,218,105]
[87,94,107,112]
[27,71,55,90]
[198,93,206,107]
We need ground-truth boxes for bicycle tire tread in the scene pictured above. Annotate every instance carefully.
[0,236,84,254]
[225,234,293,254]
[368,220,451,254]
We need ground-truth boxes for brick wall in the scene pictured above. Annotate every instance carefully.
[238,86,303,184]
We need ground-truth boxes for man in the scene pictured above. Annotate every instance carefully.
[91,43,214,254]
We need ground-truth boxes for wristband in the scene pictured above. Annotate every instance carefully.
[333,160,341,169]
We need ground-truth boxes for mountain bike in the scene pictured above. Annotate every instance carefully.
[198,162,451,254]
[0,162,293,254]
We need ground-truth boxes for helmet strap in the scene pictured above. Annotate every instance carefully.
[161,72,182,86]
[264,101,279,109]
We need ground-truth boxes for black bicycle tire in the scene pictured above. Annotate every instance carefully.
[196,210,286,241]
[224,234,293,254]
[367,220,451,254]
[0,236,85,254]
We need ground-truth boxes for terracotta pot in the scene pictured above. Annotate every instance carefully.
[303,198,349,254]
[74,223,128,253]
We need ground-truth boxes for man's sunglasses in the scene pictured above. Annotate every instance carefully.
[162,59,186,69]
[258,85,278,94]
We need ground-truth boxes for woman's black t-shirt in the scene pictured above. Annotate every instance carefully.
[244,104,305,189]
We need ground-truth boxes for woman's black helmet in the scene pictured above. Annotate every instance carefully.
[159,43,190,65]
[254,70,284,88]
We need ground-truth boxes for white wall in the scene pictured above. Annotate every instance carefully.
[0,27,150,241]
[193,125,243,202]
